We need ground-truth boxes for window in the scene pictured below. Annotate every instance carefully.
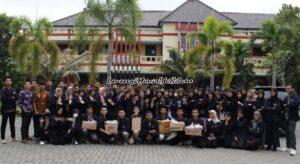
[145,45,156,56]
[190,35,196,48]
[181,34,186,52]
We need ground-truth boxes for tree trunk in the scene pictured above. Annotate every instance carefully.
[210,43,215,90]
[107,30,114,88]
[272,53,276,87]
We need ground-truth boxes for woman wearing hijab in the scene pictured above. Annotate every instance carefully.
[254,90,265,118]
[65,86,77,117]
[245,111,265,150]
[223,89,237,117]
[49,88,65,116]
[232,109,248,149]
[263,88,282,151]
[50,108,68,145]
[206,110,222,148]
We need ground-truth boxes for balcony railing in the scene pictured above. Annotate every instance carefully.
[244,57,271,68]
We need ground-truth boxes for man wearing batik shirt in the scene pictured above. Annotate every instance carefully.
[18,81,33,143]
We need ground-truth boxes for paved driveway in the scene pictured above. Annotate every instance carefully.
[0,116,299,164]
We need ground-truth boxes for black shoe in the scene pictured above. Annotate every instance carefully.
[271,147,277,151]
[265,146,271,150]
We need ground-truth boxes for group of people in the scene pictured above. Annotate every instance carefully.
[0,77,299,156]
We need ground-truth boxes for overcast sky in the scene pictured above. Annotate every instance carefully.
[0,0,299,21]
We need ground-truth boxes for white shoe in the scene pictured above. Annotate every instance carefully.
[290,149,296,156]
[280,147,290,152]
[1,140,7,144]
[39,141,45,145]
[74,141,79,145]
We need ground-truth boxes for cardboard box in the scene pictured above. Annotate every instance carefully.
[170,121,185,131]
[82,120,97,130]
[158,120,171,134]
[105,120,118,134]
[185,127,202,136]
[131,117,142,132]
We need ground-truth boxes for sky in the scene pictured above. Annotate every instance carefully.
[0,0,299,21]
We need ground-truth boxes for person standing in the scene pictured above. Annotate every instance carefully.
[33,82,50,139]
[0,78,17,144]
[263,88,282,151]
[282,84,300,156]
[18,81,33,143]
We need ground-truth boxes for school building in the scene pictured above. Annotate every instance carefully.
[49,0,275,83]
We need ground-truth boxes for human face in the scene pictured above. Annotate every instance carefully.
[226,91,233,97]
[209,112,216,119]
[31,81,37,88]
[270,89,277,97]
[4,78,12,87]
[247,90,253,98]
[57,109,63,116]
[286,85,294,95]
[253,112,260,121]
[225,114,231,121]
[176,109,184,117]
[133,107,140,114]
[56,89,62,97]
[24,82,31,90]
[146,113,153,120]
[100,108,108,116]
[47,81,53,87]
[192,110,199,118]
[118,110,126,118]
[87,108,93,115]
[160,108,167,115]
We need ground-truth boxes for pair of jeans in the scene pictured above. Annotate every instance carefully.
[21,112,32,140]
[286,121,297,149]
[1,112,16,140]
[33,115,42,138]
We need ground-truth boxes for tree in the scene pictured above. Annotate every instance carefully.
[85,0,142,86]
[221,41,236,89]
[0,14,27,89]
[185,16,234,90]
[161,49,187,78]
[8,16,60,80]
[234,40,255,89]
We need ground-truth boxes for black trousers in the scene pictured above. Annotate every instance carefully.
[21,112,32,140]
[1,112,16,140]
[33,115,42,138]
[265,121,280,147]
[66,127,82,143]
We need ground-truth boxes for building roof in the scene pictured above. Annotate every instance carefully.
[159,0,235,24]
[52,0,275,30]
[222,12,275,29]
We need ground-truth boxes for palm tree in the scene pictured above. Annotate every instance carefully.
[221,41,236,89]
[251,20,281,87]
[8,16,60,80]
[85,0,142,86]
[161,49,187,78]
[185,16,234,90]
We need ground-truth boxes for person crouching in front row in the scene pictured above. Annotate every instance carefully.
[129,106,142,144]
[65,109,82,145]
[186,108,206,148]
[50,108,68,145]
[155,106,171,142]
[81,106,99,143]
[117,109,131,145]
[141,111,158,144]
[231,109,248,149]
[167,108,187,145]
[244,111,265,150]
[206,110,221,148]
[98,107,114,143]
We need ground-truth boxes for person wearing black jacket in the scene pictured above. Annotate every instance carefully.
[0,78,17,144]
[117,109,130,145]
[254,90,265,119]
[206,110,222,148]
[186,108,206,148]
[263,88,282,151]
[50,108,68,145]
[243,90,256,122]
[245,111,265,150]
[167,108,187,145]
[81,106,99,143]
[65,109,82,145]
[223,89,237,117]
[141,111,158,143]
[49,88,65,116]
[232,109,248,149]
[220,112,234,148]
[283,85,300,156]
[98,107,113,143]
